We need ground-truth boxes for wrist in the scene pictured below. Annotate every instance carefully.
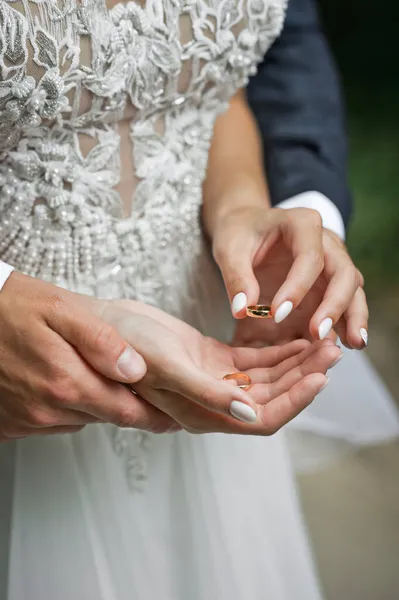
[203,179,270,240]
[94,298,144,320]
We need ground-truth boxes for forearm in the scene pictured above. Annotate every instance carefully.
[202,91,271,239]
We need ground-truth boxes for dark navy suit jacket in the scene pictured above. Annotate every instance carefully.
[247,0,353,228]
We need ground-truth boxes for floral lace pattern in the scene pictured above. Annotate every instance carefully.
[0,0,287,488]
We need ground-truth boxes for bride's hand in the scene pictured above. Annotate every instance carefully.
[99,300,339,435]
[212,206,368,349]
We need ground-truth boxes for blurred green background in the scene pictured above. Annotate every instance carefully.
[319,0,399,292]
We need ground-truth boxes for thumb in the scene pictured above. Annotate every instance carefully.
[173,364,259,424]
[48,301,147,384]
[213,229,260,319]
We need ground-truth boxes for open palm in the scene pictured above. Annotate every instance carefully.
[100,299,338,435]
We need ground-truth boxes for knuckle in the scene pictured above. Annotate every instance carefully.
[327,295,348,316]
[343,265,360,289]
[286,207,321,227]
[332,301,347,318]
[88,321,122,356]
[225,275,249,296]
[306,209,323,227]
[357,289,369,318]
[48,378,81,408]
[353,267,362,287]
[45,292,68,317]
[211,249,248,290]
[28,407,58,428]
[259,411,279,436]
[306,248,324,272]
[284,210,298,228]
[114,406,138,429]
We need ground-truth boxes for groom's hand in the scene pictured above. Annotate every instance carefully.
[212,206,368,348]
[0,273,176,441]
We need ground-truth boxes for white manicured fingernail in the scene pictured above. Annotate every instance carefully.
[360,328,368,347]
[229,401,257,424]
[318,318,333,340]
[329,353,343,369]
[274,300,293,324]
[317,378,330,395]
[231,292,247,315]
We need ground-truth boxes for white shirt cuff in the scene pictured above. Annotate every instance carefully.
[0,261,14,292]
[276,191,346,241]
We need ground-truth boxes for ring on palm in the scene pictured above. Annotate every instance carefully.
[223,372,252,390]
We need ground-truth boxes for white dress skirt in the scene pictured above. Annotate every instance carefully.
[6,347,399,600]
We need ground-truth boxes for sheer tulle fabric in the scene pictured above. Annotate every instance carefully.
[287,347,399,471]
[9,429,325,600]
[8,348,399,600]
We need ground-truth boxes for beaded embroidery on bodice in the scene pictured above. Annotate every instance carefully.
[0,0,286,303]
[0,0,286,488]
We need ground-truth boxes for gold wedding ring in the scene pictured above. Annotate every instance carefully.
[223,372,252,390]
[246,305,272,319]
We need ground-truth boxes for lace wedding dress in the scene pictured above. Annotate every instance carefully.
[1,1,398,598]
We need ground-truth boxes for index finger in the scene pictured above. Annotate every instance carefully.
[270,209,324,323]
